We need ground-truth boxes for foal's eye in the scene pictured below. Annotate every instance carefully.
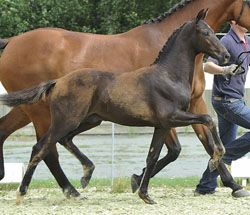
[203,31,209,36]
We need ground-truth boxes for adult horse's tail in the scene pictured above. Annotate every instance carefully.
[0,80,56,107]
[0,38,10,49]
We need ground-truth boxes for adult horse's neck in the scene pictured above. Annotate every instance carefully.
[148,0,235,32]
[130,0,235,58]
[153,23,197,87]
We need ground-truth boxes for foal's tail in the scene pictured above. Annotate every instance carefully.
[0,80,56,107]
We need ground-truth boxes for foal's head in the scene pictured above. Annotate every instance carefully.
[192,9,230,65]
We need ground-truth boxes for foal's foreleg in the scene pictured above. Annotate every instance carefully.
[131,129,181,193]
[187,98,246,195]
[138,128,166,204]
[168,110,225,168]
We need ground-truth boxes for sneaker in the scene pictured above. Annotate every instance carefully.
[194,190,215,196]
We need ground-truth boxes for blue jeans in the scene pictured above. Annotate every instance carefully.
[196,98,250,193]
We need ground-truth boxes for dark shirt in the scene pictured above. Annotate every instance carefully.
[210,28,250,99]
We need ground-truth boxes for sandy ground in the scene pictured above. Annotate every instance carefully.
[0,186,250,215]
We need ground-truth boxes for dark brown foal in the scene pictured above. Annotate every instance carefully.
[0,2,250,196]
[0,10,229,204]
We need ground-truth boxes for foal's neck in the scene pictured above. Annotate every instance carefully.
[154,25,197,87]
[159,44,196,87]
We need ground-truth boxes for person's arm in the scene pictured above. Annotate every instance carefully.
[203,61,238,75]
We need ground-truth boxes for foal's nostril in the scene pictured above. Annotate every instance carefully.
[224,53,230,60]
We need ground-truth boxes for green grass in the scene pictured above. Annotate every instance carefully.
[2,177,249,193]
[0,177,200,191]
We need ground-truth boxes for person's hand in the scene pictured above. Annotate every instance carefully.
[222,64,238,75]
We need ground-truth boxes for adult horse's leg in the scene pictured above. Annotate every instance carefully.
[0,107,30,179]
[189,97,215,154]
[131,129,181,193]
[138,128,166,204]
[189,96,245,196]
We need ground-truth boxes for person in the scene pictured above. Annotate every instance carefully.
[195,21,250,196]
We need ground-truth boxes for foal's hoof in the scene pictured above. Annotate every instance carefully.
[16,191,25,205]
[73,195,88,201]
[232,189,250,198]
[63,187,81,199]
[81,165,95,189]
[131,174,140,193]
[0,170,4,180]
[138,191,157,204]
[16,186,27,205]
[81,177,90,189]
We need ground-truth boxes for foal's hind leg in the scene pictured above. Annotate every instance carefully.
[131,129,181,193]
[16,110,81,201]
[59,118,102,189]
[17,133,80,203]
[0,107,30,179]
[17,131,56,204]
[16,120,82,204]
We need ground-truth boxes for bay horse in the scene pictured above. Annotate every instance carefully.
[0,0,249,197]
[0,10,229,204]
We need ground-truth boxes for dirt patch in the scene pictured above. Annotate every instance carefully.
[0,187,249,215]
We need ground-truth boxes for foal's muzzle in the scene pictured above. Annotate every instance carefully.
[218,51,230,65]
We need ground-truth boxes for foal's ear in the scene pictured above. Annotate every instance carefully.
[196,8,209,24]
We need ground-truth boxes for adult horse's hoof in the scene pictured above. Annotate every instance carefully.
[63,186,81,199]
[138,191,157,204]
[131,174,141,193]
[232,189,250,198]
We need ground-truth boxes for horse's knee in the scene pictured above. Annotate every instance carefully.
[202,115,214,128]
[168,145,181,161]
[173,145,181,159]
[32,144,42,153]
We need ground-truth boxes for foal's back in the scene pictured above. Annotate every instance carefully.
[50,66,158,126]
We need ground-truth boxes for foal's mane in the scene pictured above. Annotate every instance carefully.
[144,0,196,24]
[153,22,188,65]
